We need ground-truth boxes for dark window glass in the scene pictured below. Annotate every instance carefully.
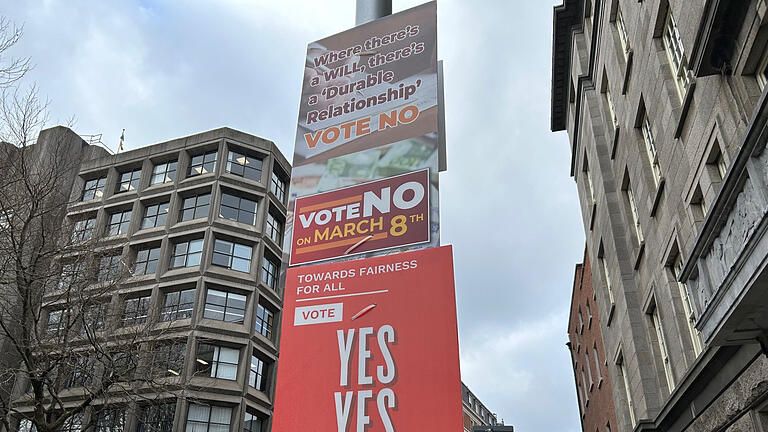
[135,247,161,275]
[72,217,96,243]
[180,194,210,222]
[148,341,185,377]
[98,254,122,282]
[117,169,141,193]
[63,355,92,388]
[265,213,282,244]
[219,192,257,225]
[196,344,238,380]
[226,151,263,181]
[80,302,108,334]
[254,303,274,340]
[107,210,132,236]
[243,412,263,432]
[203,289,246,323]
[151,161,178,185]
[185,405,231,432]
[94,408,125,432]
[122,296,151,327]
[261,257,278,290]
[46,309,66,336]
[160,289,195,321]
[189,151,217,176]
[170,239,204,268]
[137,402,176,432]
[142,202,170,229]
[82,177,106,201]
[249,354,267,391]
[270,171,286,203]
[212,239,252,273]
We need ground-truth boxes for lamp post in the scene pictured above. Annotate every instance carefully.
[355,0,392,25]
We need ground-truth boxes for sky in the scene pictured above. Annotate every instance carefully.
[3,1,584,430]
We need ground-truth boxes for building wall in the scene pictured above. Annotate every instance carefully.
[568,247,619,432]
[553,0,768,430]
[462,382,502,430]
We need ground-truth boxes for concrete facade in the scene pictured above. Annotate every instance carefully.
[552,0,768,430]
[568,247,619,432]
[8,126,290,432]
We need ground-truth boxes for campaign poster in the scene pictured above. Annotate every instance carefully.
[271,246,462,431]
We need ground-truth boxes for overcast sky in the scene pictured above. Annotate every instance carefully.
[3,1,583,430]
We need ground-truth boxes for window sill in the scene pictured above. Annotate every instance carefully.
[606,303,616,327]
[611,127,620,160]
[674,80,696,139]
[589,202,597,231]
[650,177,666,217]
[634,241,646,270]
[622,49,634,95]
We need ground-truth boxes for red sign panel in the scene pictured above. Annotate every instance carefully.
[289,169,430,266]
[272,246,462,432]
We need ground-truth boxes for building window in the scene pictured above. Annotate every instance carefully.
[46,309,67,336]
[72,217,96,243]
[606,86,619,129]
[203,289,246,323]
[148,340,186,377]
[64,355,92,388]
[580,368,589,403]
[261,256,279,290]
[599,245,615,304]
[593,345,603,384]
[671,254,703,355]
[170,238,204,268]
[662,9,692,101]
[80,302,109,334]
[180,193,211,222]
[626,182,644,243]
[95,408,125,432]
[98,253,123,282]
[617,353,636,425]
[18,419,36,432]
[117,168,142,193]
[185,404,231,432]
[189,150,217,177]
[122,295,151,327]
[271,171,287,203]
[585,352,594,390]
[212,239,252,273]
[757,44,768,90]
[707,144,728,181]
[641,114,661,185]
[692,184,707,218]
[578,307,584,334]
[650,304,675,391]
[219,192,257,225]
[226,150,263,182]
[249,354,267,391]
[151,160,178,185]
[586,301,593,328]
[106,209,132,236]
[142,202,170,229]
[135,246,161,275]
[254,302,275,340]
[265,212,283,244]
[160,289,196,321]
[243,411,264,432]
[615,3,631,59]
[196,344,239,380]
[137,402,176,432]
[82,177,106,201]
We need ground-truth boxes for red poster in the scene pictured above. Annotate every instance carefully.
[289,169,430,266]
[272,246,462,431]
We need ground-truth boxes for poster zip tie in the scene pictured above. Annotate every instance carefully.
[345,235,374,255]
[350,304,377,321]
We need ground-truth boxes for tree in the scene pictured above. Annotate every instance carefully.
[0,18,188,432]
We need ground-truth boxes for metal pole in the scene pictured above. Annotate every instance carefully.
[355,0,392,25]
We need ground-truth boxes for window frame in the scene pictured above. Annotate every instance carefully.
[160,289,196,322]
[116,168,142,194]
[249,353,268,391]
[134,246,161,276]
[261,256,279,290]
[188,150,218,177]
[219,191,258,225]
[226,150,263,182]
[122,295,151,327]
[254,302,275,340]
[203,288,247,323]
[615,3,631,59]
[82,177,107,201]
[196,343,239,380]
[142,201,170,230]
[170,238,204,269]
[212,239,253,273]
[185,404,231,432]
[265,212,283,245]
[106,209,132,236]
[270,170,287,203]
[671,254,703,355]
[151,160,178,186]
[662,10,692,101]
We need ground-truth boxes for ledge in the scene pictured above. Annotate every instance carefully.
[622,49,634,95]
[589,202,597,230]
[611,127,621,159]
[650,177,666,217]
[674,80,696,139]
[634,241,646,270]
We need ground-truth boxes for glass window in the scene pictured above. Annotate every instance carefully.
[671,254,703,355]
[161,289,196,321]
[662,10,692,101]
[243,412,263,432]
[106,209,132,236]
[641,114,661,185]
[615,4,630,58]
[80,302,108,334]
[151,160,178,185]
[98,254,123,282]
[249,354,267,391]
[63,414,83,432]
[135,247,161,276]
[180,194,211,222]
[212,239,252,273]
[204,289,246,323]
[605,86,618,129]
[254,303,274,340]
[185,404,231,432]
[219,192,257,225]
[117,169,141,193]
[95,408,125,432]
[265,213,282,245]
[270,171,287,203]
[226,150,263,181]
[46,309,66,336]
[593,345,603,382]
[651,306,675,391]
[72,217,96,243]
[82,177,106,201]
[64,355,92,388]
[261,256,278,290]
[196,344,239,380]
[626,183,644,243]
[122,295,151,327]
[142,202,170,229]
[137,402,176,432]
[171,239,204,268]
[189,151,217,177]
[18,419,36,432]
[148,340,186,377]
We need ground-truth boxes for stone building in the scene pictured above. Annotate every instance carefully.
[7,126,290,431]
[552,0,768,430]
[462,382,506,431]
[568,247,619,432]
